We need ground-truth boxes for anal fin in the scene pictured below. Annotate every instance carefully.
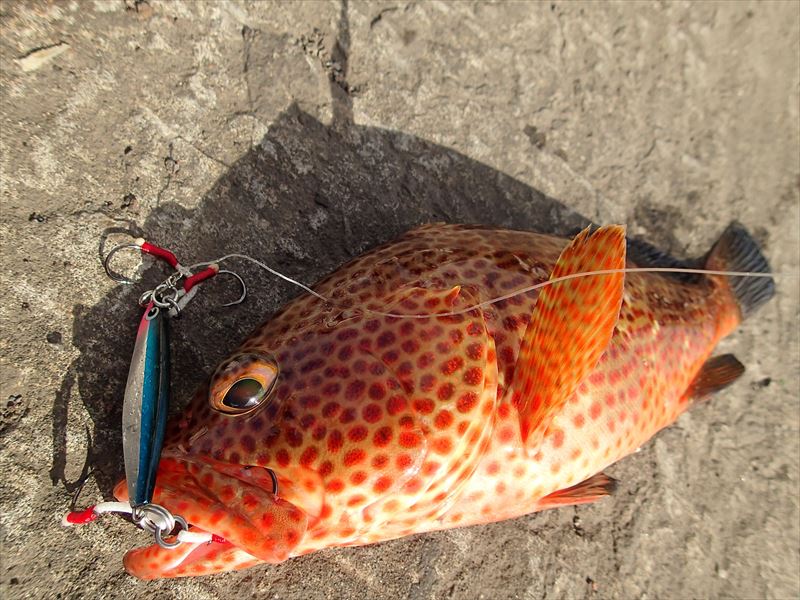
[687,354,745,401]
[535,472,618,510]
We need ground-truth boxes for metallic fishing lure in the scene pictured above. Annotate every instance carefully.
[63,237,245,549]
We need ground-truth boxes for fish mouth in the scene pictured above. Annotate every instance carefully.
[114,457,308,579]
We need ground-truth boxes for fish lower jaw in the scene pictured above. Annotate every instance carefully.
[122,526,262,579]
[114,457,309,578]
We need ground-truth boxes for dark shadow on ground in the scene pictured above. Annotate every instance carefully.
[50,5,589,520]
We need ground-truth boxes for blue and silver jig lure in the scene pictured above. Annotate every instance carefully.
[63,237,244,549]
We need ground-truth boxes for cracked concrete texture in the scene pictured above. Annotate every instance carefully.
[1,1,798,598]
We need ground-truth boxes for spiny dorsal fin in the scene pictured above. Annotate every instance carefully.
[687,354,745,401]
[513,225,626,446]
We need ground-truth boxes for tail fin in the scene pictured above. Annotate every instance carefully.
[706,222,775,318]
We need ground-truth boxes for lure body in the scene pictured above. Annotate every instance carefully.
[122,303,170,507]
[113,223,773,579]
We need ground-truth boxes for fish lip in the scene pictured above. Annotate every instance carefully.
[116,455,291,578]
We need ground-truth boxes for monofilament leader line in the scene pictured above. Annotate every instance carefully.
[192,252,778,320]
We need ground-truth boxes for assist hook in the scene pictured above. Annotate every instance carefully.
[102,236,247,312]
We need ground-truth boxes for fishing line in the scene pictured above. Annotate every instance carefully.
[194,252,783,320]
[189,254,329,302]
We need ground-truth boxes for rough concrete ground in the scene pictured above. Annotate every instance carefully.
[1,1,798,598]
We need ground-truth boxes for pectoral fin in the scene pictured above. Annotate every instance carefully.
[512,225,627,446]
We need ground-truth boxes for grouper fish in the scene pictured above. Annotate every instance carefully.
[113,222,774,578]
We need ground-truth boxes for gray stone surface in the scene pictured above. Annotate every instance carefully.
[1,1,798,598]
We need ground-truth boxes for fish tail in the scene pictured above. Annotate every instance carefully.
[706,221,775,319]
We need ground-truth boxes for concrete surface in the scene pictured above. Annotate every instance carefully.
[1,1,798,598]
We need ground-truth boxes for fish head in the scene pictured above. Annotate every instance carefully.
[115,296,424,578]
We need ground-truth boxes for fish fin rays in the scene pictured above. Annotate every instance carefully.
[511,225,627,447]
[535,472,618,510]
[687,354,745,401]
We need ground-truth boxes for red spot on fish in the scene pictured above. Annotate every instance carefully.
[350,471,367,485]
[589,371,605,385]
[372,454,388,468]
[401,339,420,353]
[441,357,464,375]
[387,395,407,415]
[286,427,303,448]
[322,383,340,397]
[466,343,484,361]
[348,495,366,507]
[399,431,422,448]
[499,426,514,443]
[437,382,455,401]
[348,426,368,442]
[413,398,435,414]
[572,414,585,428]
[319,460,333,477]
[300,446,318,467]
[322,402,341,418]
[423,461,440,476]
[327,430,344,453]
[396,454,413,469]
[363,403,383,423]
[467,322,482,336]
[404,478,422,493]
[368,383,385,400]
[463,367,483,386]
[434,409,454,429]
[338,407,357,424]
[457,392,479,413]
[276,449,290,467]
[433,437,453,454]
[417,352,435,368]
[346,380,366,400]
[373,476,393,493]
[551,429,565,448]
[326,479,344,493]
[590,401,602,420]
[377,331,396,348]
[373,426,393,447]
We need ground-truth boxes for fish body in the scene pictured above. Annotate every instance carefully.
[114,223,773,578]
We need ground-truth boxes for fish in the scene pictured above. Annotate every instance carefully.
[112,222,774,579]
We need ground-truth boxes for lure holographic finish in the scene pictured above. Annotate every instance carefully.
[122,301,170,507]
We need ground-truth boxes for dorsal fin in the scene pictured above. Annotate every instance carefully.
[626,236,703,284]
[512,225,626,446]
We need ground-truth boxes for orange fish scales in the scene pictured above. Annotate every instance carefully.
[116,222,773,578]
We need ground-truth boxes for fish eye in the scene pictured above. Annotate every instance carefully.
[209,352,279,415]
